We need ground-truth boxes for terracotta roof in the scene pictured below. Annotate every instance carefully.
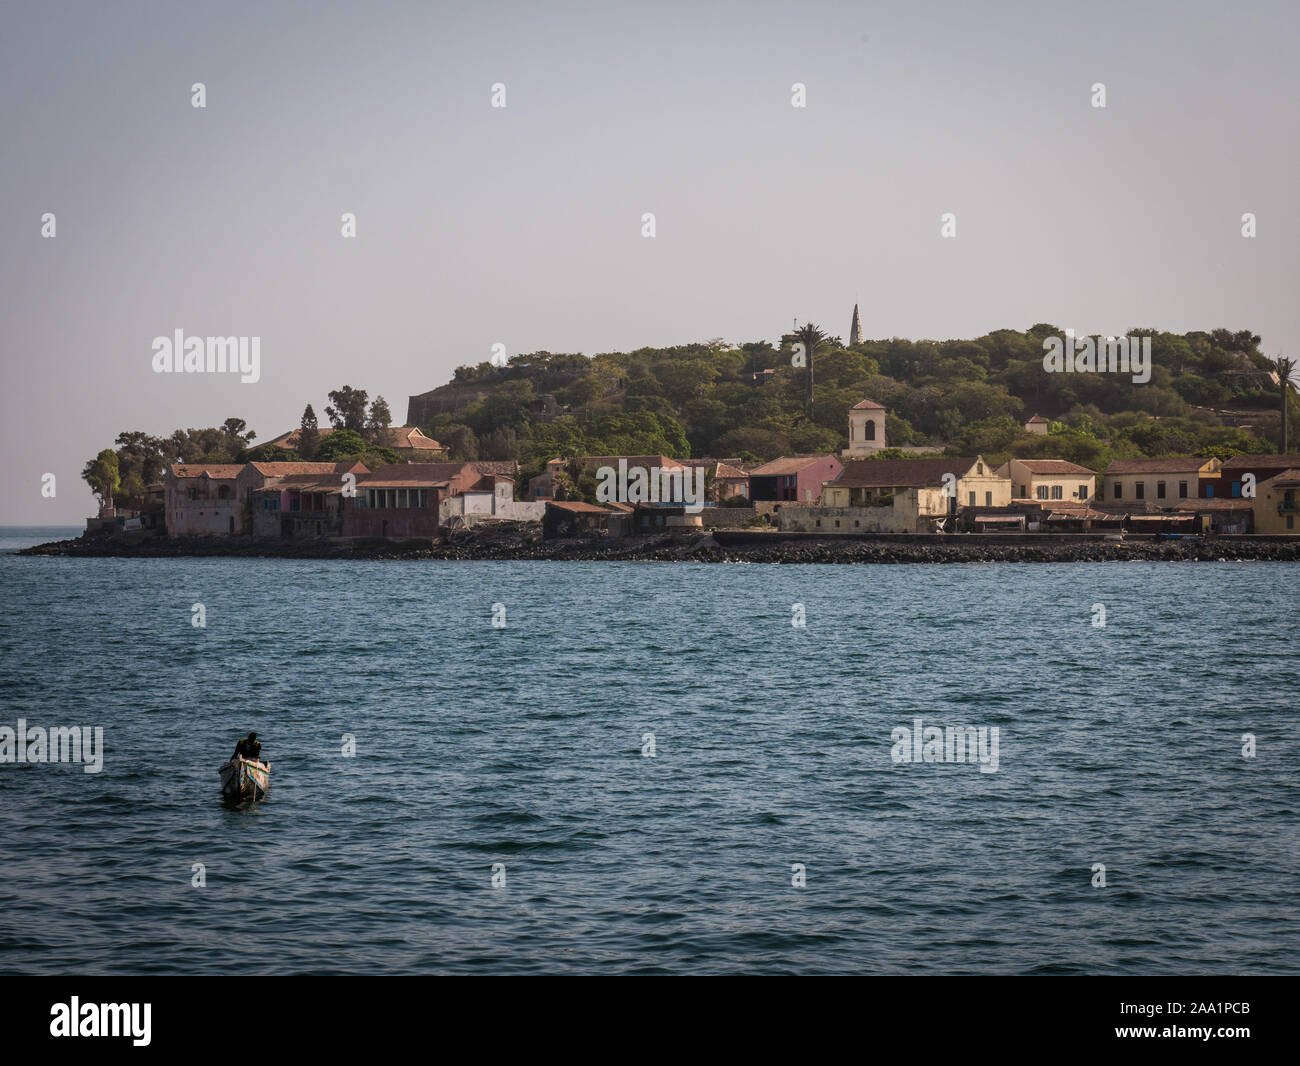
[381,427,443,450]
[169,464,243,479]
[265,426,444,451]
[1105,458,1215,474]
[359,463,473,484]
[1025,415,1048,423]
[832,457,981,488]
[248,462,348,476]
[851,399,885,410]
[546,501,611,514]
[250,473,350,492]
[714,463,749,480]
[1009,459,1096,475]
[1221,454,1300,470]
[1265,468,1300,487]
[750,455,835,476]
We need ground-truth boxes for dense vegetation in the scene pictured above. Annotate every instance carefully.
[85,326,1296,508]
[418,326,1293,485]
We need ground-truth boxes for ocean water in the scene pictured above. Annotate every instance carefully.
[1,526,1297,975]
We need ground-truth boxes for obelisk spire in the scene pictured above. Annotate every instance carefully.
[850,303,863,346]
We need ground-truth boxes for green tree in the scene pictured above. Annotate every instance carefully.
[82,449,120,509]
[299,405,320,459]
[364,396,393,443]
[1272,356,1296,453]
[793,322,827,418]
[325,386,369,431]
[314,429,367,461]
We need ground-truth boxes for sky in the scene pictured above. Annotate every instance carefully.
[1,0,1297,522]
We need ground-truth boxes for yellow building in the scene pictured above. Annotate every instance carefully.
[1252,469,1300,533]
[997,459,1096,504]
[1102,457,1220,506]
[822,456,1010,531]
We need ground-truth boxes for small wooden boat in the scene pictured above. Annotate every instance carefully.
[219,756,271,802]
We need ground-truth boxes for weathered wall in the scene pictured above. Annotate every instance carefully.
[778,505,911,534]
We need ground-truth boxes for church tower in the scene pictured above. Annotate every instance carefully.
[844,399,886,457]
[850,304,863,346]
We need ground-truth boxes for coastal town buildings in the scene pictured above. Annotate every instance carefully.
[748,455,844,505]
[164,464,244,535]
[250,474,356,538]
[1252,469,1300,533]
[527,455,688,501]
[342,464,446,539]
[1102,458,1222,504]
[440,473,545,526]
[782,456,1010,533]
[1217,454,1300,498]
[542,500,615,538]
[679,459,752,502]
[997,459,1096,503]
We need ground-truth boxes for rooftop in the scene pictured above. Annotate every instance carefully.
[750,455,836,476]
[170,464,243,480]
[832,457,981,488]
[1105,457,1217,474]
[1009,459,1096,476]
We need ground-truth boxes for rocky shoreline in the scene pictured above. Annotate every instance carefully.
[17,527,1300,563]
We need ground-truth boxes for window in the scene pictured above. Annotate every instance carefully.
[1135,482,1145,500]
[1051,485,1063,500]
[1231,482,1241,498]
[1206,484,1214,498]
[1113,482,1122,499]
[1156,481,1166,499]
[985,491,992,506]
[865,421,876,441]
[1017,484,1026,497]
[968,491,975,506]
[1036,485,1049,500]
[1078,484,1087,499]
[977,463,984,475]
[1289,515,1295,530]
[1178,481,1188,498]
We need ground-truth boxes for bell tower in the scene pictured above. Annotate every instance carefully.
[844,399,886,457]
[850,303,863,346]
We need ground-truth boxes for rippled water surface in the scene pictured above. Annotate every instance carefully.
[1,527,1297,974]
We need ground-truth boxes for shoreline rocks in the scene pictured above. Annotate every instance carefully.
[16,528,1300,564]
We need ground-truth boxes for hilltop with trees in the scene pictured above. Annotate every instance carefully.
[409,325,1294,486]
[84,326,1296,509]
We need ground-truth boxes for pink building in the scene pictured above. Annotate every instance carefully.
[747,455,844,505]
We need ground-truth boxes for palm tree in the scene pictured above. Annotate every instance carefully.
[794,322,827,419]
[1273,355,1296,454]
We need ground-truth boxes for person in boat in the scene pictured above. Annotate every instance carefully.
[232,732,262,763]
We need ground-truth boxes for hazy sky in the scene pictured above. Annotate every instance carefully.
[2,0,1297,522]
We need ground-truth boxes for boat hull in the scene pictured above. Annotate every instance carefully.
[219,757,271,802]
